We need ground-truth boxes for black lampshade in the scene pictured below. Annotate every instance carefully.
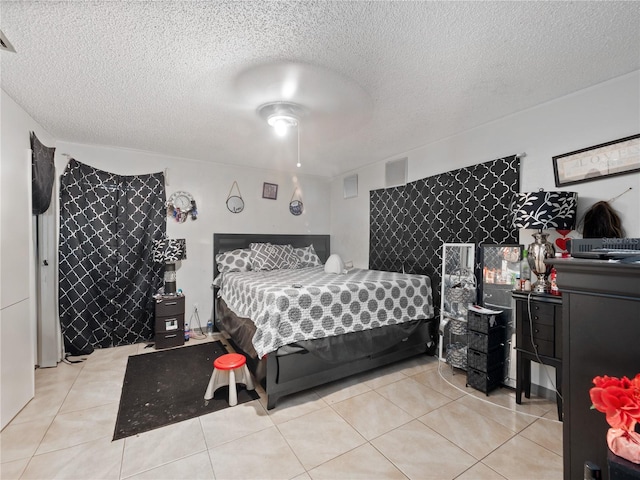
[512,191,578,230]
[152,238,187,263]
[152,239,187,295]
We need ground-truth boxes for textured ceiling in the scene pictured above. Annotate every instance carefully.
[1,1,639,177]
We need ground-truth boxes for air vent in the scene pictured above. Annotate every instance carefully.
[0,30,16,53]
[385,157,407,188]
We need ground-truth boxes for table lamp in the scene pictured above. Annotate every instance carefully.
[152,238,187,295]
[512,190,577,293]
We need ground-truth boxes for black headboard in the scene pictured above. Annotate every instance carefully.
[213,233,331,279]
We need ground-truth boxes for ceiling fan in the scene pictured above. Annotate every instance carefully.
[231,61,374,145]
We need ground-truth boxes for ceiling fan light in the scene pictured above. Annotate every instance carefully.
[275,123,288,136]
[267,114,297,136]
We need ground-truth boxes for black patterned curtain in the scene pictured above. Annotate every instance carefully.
[59,159,166,355]
[369,185,406,272]
[370,155,520,315]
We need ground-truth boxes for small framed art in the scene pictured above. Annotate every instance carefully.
[552,134,640,187]
[262,182,278,200]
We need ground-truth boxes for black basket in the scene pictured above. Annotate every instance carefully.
[467,366,504,394]
[448,318,468,336]
[468,329,504,353]
[468,311,503,334]
[467,348,504,372]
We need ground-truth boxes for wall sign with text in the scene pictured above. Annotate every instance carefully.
[553,134,640,187]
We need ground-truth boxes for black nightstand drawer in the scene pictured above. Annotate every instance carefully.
[155,330,184,349]
[155,313,184,333]
[155,296,185,316]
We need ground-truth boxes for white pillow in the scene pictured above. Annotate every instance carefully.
[324,254,345,274]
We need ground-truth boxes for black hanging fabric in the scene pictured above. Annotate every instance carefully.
[59,159,166,355]
[370,155,520,316]
[369,185,406,272]
[30,131,56,214]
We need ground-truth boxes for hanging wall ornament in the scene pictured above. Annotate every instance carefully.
[289,187,303,216]
[167,191,196,223]
[226,181,244,213]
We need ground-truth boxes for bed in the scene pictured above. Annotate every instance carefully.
[212,233,437,409]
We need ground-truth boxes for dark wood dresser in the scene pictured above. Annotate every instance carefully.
[512,291,563,421]
[549,258,640,480]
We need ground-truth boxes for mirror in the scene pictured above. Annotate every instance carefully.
[479,244,522,388]
[480,244,521,308]
[438,243,476,368]
[226,195,244,214]
[289,200,303,216]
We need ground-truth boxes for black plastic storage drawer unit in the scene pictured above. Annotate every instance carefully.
[154,295,185,349]
[466,309,506,395]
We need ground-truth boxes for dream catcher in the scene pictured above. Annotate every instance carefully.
[167,191,198,223]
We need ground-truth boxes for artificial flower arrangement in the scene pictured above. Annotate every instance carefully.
[590,373,640,464]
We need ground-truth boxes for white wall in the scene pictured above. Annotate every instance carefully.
[53,142,331,328]
[0,91,55,428]
[330,70,640,267]
[329,70,640,391]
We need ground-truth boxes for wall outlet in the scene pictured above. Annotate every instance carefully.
[193,302,198,311]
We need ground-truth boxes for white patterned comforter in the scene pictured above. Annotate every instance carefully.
[219,267,434,358]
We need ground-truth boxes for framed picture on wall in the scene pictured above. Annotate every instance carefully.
[552,134,640,187]
[262,182,278,200]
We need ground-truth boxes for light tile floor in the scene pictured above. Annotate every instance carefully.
[1,334,563,479]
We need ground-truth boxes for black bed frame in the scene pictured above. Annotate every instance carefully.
[212,233,435,409]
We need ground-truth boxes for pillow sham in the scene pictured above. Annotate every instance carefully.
[249,242,300,271]
[216,248,253,273]
[294,244,323,267]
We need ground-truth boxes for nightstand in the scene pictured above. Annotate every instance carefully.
[154,295,185,349]
[512,291,562,420]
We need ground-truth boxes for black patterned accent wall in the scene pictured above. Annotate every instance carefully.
[369,185,406,272]
[370,155,520,314]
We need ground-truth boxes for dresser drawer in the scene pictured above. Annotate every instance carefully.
[155,313,184,333]
[155,330,184,349]
[155,296,185,316]
[520,335,554,357]
[526,302,555,326]
[520,322,554,342]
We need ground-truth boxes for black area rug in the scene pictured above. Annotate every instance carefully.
[113,341,259,440]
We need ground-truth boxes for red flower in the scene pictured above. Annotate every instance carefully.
[590,374,640,431]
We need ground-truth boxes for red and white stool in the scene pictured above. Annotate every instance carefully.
[204,353,254,406]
